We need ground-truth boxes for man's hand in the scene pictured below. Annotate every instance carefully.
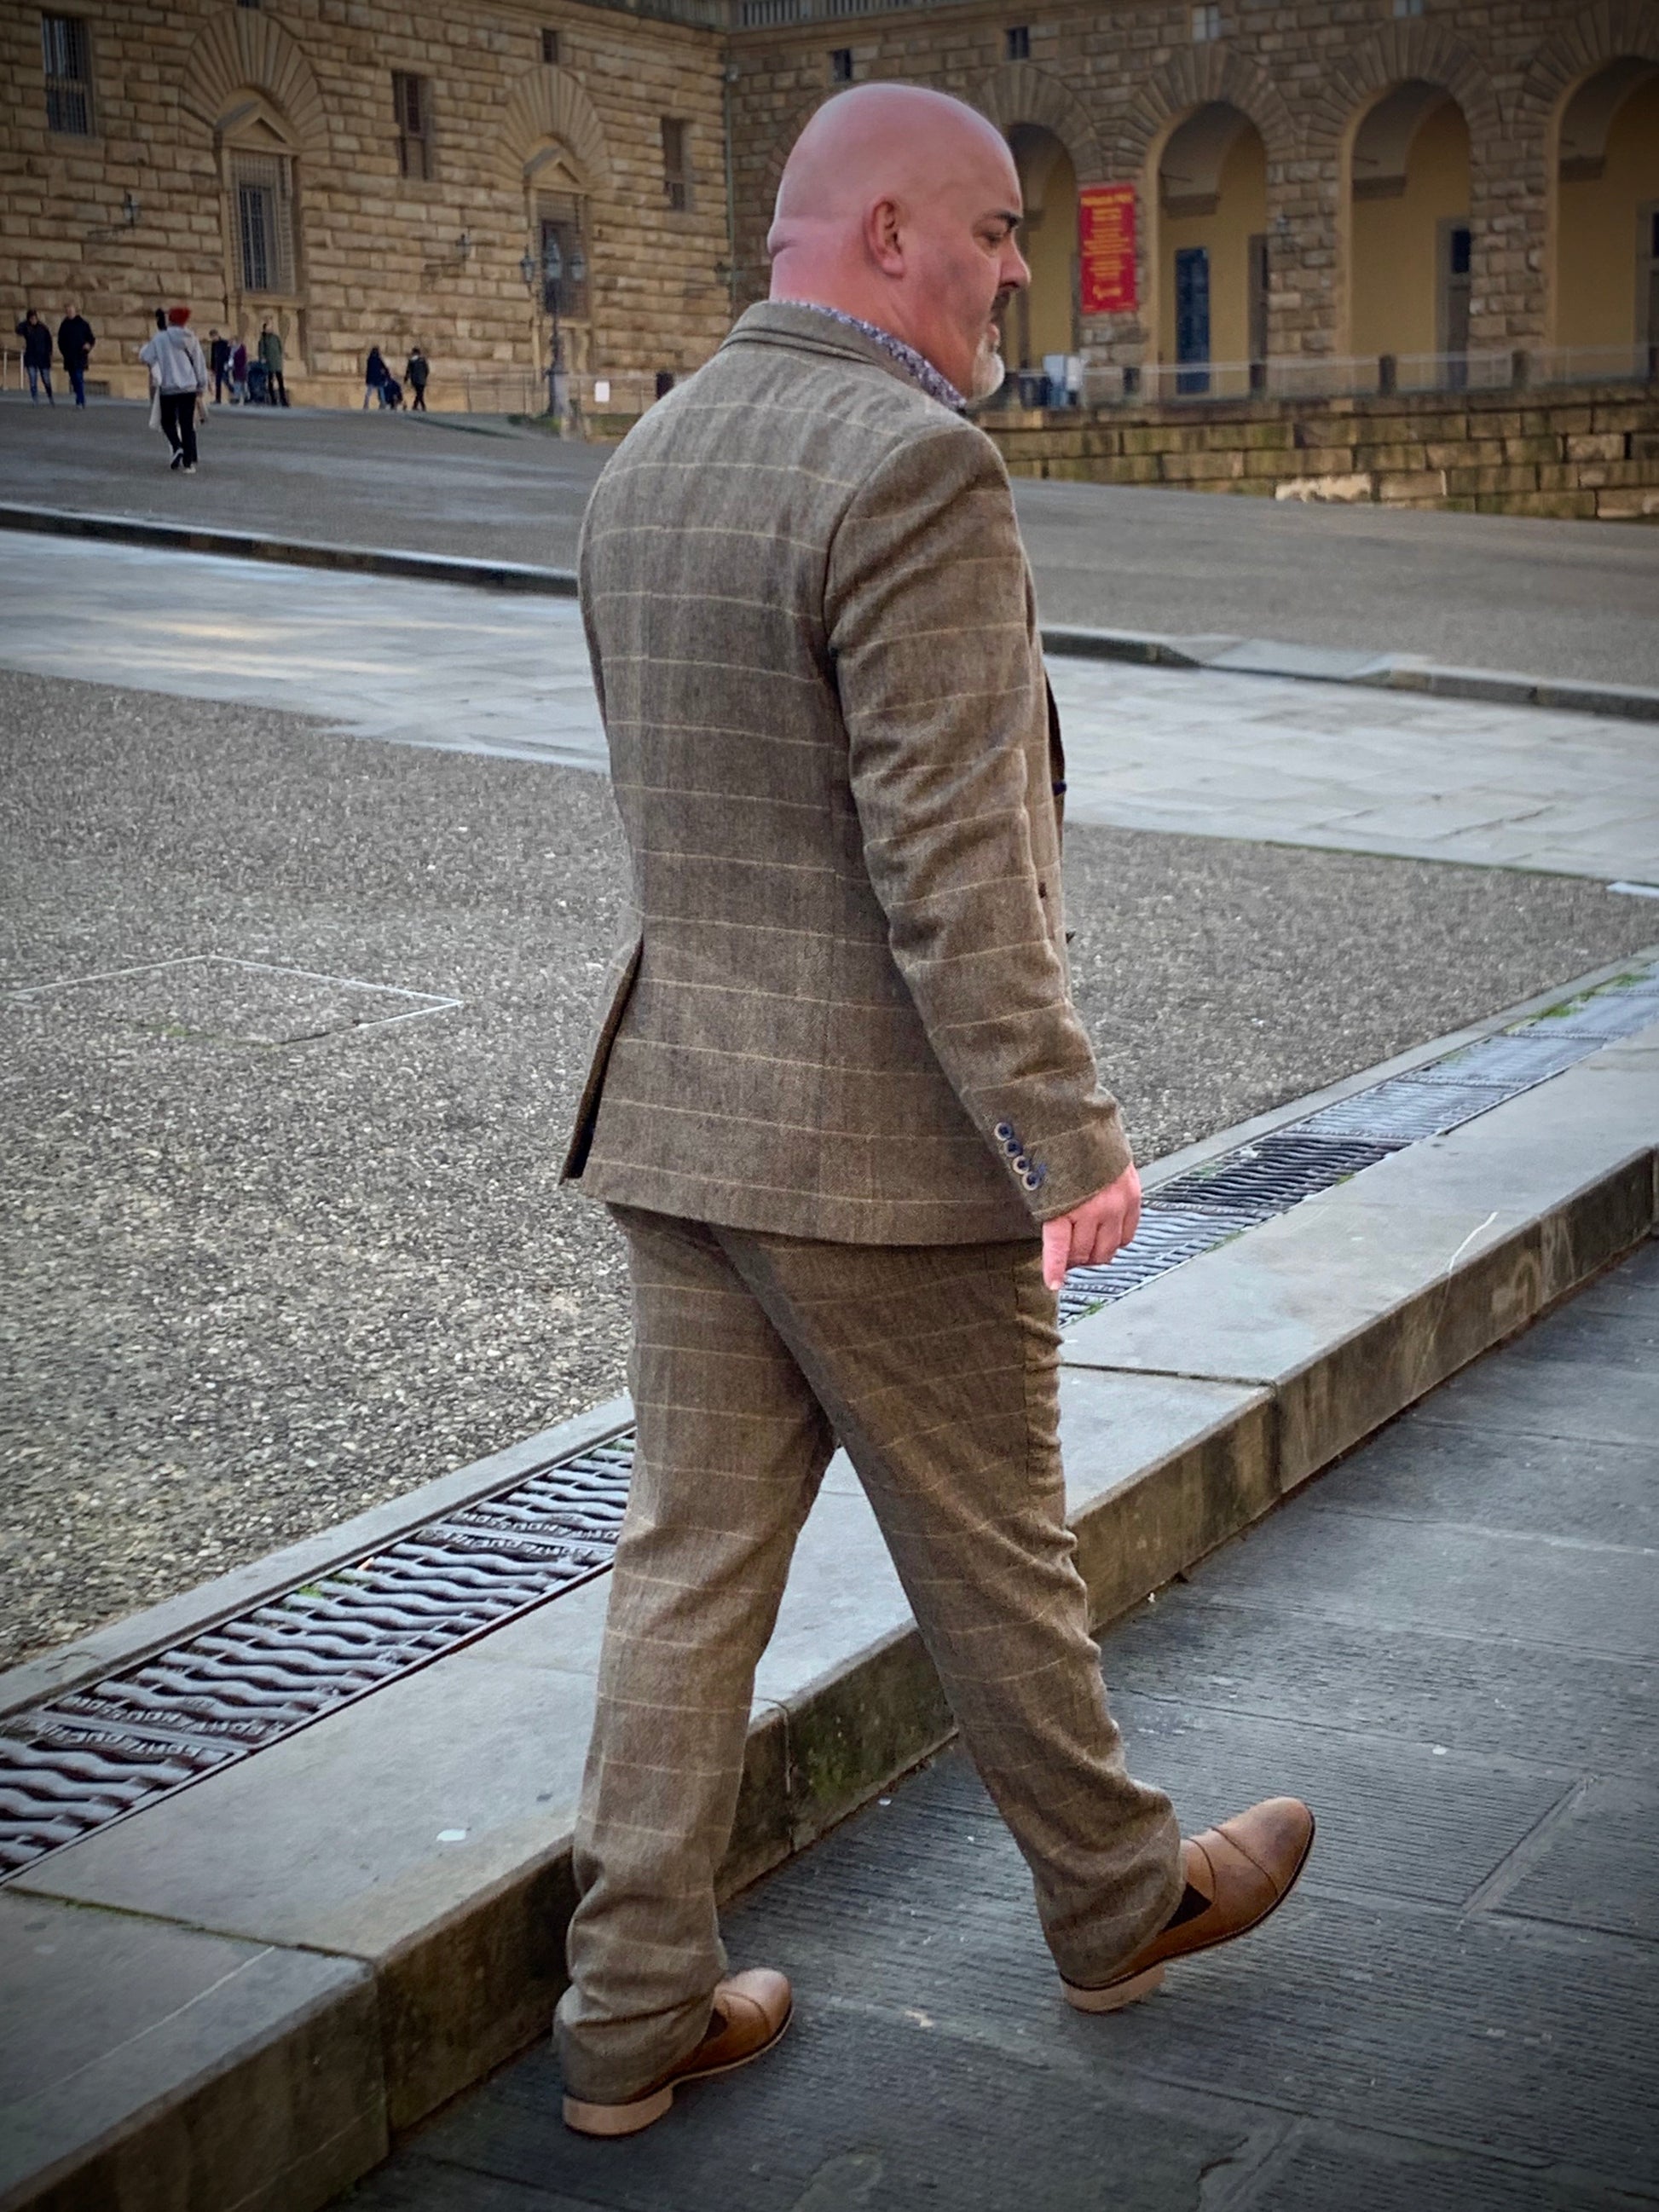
[1041,1164,1142,1292]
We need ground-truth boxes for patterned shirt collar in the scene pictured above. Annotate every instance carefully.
[775,299,966,413]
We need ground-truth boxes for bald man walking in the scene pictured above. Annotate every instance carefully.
[556,84,1314,2137]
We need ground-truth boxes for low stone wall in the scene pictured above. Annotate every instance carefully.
[986,384,1659,522]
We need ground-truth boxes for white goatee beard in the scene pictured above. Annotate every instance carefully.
[970,340,1006,401]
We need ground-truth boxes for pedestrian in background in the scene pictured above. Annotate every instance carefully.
[208,326,231,404]
[257,320,287,406]
[140,303,207,472]
[15,310,54,403]
[364,345,387,408]
[404,344,430,411]
[56,303,95,407]
[230,335,249,404]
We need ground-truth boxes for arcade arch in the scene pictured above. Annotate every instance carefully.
[1552,58,1659,357]
[1008,123,1078,375]
[1347,82,1471,364]
[1153,102,1269,392]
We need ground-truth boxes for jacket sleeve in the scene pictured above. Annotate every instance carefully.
[824,418,1130,1222]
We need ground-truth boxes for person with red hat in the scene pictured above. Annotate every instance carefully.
[139,305,208,473]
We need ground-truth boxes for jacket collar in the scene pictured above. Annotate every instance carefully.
[719,300,963,410]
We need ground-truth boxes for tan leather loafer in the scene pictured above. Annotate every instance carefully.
[1063,1796,1315,2014]
[562,1968,793,2137]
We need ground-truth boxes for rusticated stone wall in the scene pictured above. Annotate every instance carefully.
[986,383,1659,520]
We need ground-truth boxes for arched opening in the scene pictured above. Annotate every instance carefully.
[1552,59,1659,365]
[1347,82,1471,372]
[525,138,592,380]
[1008,123,1078,393]
[215,90,306,367]
[1154,103,1268,396]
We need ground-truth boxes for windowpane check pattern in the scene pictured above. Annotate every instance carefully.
[1192,3,1222,38]
[662,117,690,211]
[393,71,432,181]
[42,14,93,135]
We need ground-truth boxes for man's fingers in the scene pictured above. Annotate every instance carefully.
[1041,1216,1071,1292]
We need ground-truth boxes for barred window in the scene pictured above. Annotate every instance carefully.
[1192,3,1222,38]
[41,14,93,136]
[393,71,432,181]
[1005,26,1030,61]
[232,149,295,295]
[662,118,690,213]
[541,27,559,63]
[829,48,853,84]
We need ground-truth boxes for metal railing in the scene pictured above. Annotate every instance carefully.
[1050,344,1659,412]
[463,367,667,426]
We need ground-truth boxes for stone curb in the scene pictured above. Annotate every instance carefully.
[3,501,1655,724]
[4,1020,1655,2210]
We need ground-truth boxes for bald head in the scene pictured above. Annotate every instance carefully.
[767,84,1028,401]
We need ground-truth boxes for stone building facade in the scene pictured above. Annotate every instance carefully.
[2,0,733,407]
[4,0,1658,418]
[727,0,1659,399]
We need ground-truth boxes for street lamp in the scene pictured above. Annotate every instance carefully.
[527,234,586,420]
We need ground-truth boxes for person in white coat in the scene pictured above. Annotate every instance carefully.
[139,305,208,472]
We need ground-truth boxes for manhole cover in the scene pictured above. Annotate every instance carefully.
[4,956,460,1048]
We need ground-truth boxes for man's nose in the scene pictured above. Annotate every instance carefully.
[1003,240,1032,292]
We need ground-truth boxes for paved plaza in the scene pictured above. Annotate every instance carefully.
[4,396,1659,686]
[356,1236,1659,2212]
[3,532,1657,882]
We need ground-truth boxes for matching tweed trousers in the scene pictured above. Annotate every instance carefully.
[554,1205,1183,2104]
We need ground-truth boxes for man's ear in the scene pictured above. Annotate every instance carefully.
[864,196,905,277]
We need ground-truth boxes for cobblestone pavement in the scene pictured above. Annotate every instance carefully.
[3,672,1654,1664]
[3,533,1656,881]
[4,397,1658,685]
[352,1238,1659,2212]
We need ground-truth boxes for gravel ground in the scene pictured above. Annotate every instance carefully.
[4,401,1658,684]
[3,671,1654,1666]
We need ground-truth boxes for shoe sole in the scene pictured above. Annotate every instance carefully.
[1063,1813,1317,2015]
[562,2001,794,2139]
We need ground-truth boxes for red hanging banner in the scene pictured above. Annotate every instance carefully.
[1078,182,1138,315]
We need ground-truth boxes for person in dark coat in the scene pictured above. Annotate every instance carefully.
[56,303,95,406]
[15,310,54,402]
[257,321,287,406]
[208,327,231,404]
[364,346,387,408]
[404,346,430,411]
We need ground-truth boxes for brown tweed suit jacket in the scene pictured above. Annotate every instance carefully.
[562,301,1131,1245]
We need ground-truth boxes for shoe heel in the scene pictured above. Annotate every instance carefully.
[1063,1962,1165,2014]
[562,2083,674,2137]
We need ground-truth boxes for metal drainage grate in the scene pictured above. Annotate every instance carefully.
[3,962,1655,1880]
[0,1432,635,1877]
[1058,959,1659,1330]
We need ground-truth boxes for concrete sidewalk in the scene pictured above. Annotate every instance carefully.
[3,533,1657,882]
[366,1232,1659,2212]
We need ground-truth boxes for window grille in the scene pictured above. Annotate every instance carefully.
[1192,3,1222,39]
[1005,26,1030,61]
[541,27,559,63]
[231,149,295,295]
[662,118,690,212]
[1392,0,1425,15]
[829,47,853,82]
[41,14,93,135]
[393,71,432,181]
